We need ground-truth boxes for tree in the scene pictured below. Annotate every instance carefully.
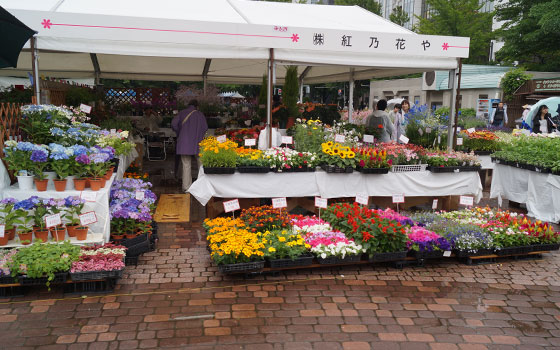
[495,0,560,71]
[500,68,532,101]
[414,0,494,64]
[282,66,299,118]
[389,6,410,27]
[334,0,382,15]
[257,75,268,121]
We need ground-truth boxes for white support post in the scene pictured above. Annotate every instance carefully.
[267,49,274,148]
[447,67,458,150]
[348,68,355,123]
[30,36,40,104]
[299,78,304,103]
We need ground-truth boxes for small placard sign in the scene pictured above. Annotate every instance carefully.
[135,191,145,201]
[399,135,409,144]
[392,194,405,204]
[79,104,92,114]
[459,195,474,207]
[315,197,328,209]
[244,138,257,147]
[281,136,293,145]
[467,128,476,133]
[223,199,240,213]
[355,193,368,206]
[432,199,438,210]
[79,211,98,226]
[457,137,463,146]
[272,197,287,209]
[217,135,227,143]
[363,134,374,143]
[80,191,97,202]
[443,251,452,257]
[0,225,4,238]
[45,213,62,228]
[334,134,346,143]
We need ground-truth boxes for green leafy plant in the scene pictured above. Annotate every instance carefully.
[501,68,533,101]
[262,230,309,260]
[282,66,299,119]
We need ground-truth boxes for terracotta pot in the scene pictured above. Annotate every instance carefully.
[89,178,102,191]
[103,169,114,180]
[34,179,48,192]
[125,232,138,239]
[111,233,124,241]
[34,229,49,242]
[75,226,88,241]
[18,231,32,245]
[99,177,107,188]
[0,234,8,246]
[51,226,66,241]
[73,178,87,191]
[85,178,91,188]
[53,179,67,192]
[5,227,16,240]
[66,224,79,237]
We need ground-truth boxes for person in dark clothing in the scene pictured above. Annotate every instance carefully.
[490,102,508,127]
[533,105,557,134]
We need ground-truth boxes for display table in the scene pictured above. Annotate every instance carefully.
[189,168,483,206]
[0,175,115,245]
[490,164,560,222]
[478,155,494,170]
[116,148,139,180]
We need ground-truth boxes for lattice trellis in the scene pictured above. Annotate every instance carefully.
[105,87,176,115]
[0,103,23,157]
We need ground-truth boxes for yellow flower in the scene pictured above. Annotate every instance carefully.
[340,152,346,159]
[347,152,355,158]
[278,237,286,242]
[326,141,334,147]
[268,247,276,252]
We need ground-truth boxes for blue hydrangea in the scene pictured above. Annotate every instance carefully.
[16,142,35,152]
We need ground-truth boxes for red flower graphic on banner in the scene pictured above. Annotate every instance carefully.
[41,19,52,29]
[442,42,450,51]
[291,34,299,43]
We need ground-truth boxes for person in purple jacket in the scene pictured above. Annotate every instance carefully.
[171,99,208,192]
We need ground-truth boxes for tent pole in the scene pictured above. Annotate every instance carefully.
[349,68,355,123]
[267,48,274,148]
[299,78,304,103]
[30,35,40,104]
[452,58,463,149]
[446,63,458,150]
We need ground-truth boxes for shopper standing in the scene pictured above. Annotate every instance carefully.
[366,99,394,143]
[171,100,208,192]
[489,102,508,127]
[533,105,556,134]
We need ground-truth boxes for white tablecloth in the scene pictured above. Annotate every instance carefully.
[189,168,483,206]
[478,155,494,170]
[490,164,560,222]
[116,148,139,180]
[0,175,115,243]
[0,162,10,191]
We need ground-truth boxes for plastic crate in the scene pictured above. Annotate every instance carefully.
[391,164,427,173]
[269,254,314,268]
[121,232,149,248]
[320,164,354,173]
[126,240,151,257]
[18,272,68,286]
[454,248,494,258]
[369,250,408,263]
[531,243,560,252]
[494,246,533,256]
[356,167,389,174]
[0,276,18,285]
[317,254,361,265]
[203,167,235,174]
[409,250,444,259]
[237,166,270,174]
[63,279,117,294]
[70,268,124,282]
[218,261,264,274]
[125,256,139,266]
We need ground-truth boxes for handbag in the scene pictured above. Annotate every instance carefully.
[181,110,196,126]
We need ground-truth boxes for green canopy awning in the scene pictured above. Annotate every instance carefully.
[0,6,35,68]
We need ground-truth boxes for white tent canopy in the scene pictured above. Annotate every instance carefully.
[0,0,469,84]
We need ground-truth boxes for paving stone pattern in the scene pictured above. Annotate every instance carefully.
[1,221,560,350]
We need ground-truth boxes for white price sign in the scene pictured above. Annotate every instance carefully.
[432,199,438,210]
[314,197,328,209]
[418,128,424,136]
[363,134,374,143]
[217,135,227,143]
[135,191,145,201]
[79,211,98,226]
[392,194,405,204]
[399,135,409,144]
[456,127,461,132]
[272,197,287,209]
[459,195,474,207]
[467,128,476,133]
[80,191,97,202]
[457,138,463,146]
[443,251,452,257]
[242,107,249,112]
[45,213,62,228]
[0,225,4,238]
[244,138,257,147]
[334,134,346,143]
[355,193,368,206]
[79,104,92,114]
[110,129,117,135]
[223,199,240,213]
[281,136,293,145]
[425,127,432,134]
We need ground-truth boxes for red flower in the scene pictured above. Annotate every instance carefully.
[378,124,383,129]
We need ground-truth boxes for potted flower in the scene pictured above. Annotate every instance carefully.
[70,243,126,281]
[236,148,270,173]
[319,141,357,173]
[29,147,50,191]
[199,137,238,174]
[45,198,67,241]
[63,196,88,240]
[12,197,38,245]
[32,199,50,242]
[355,147,392,174]
[0,198,19,242]
[86,151,111,191]
[74,153,91,191]
[2,141,35,190]
[262,230,313,268]
[49,143,73,191]
[406,226,452,259]
[428,220,494,257]
[207,226,265,273]
[311,240,363,264]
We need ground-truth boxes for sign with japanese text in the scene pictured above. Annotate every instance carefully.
[223,199,240,213]
[0,225,4,238]
[272,197,287,209]
[535,78,560,92]
[135,191,145,201]
[399,135,409,144]
[457,137,463,146]
[281,136,293,145]
[79,211,98,226]
[432,199,438,210]
[334,134,346,143]
[79,104,92,114]
[315,197,328,209]
[45,213,62,228]
[355,193,368,206]
[459,195,474,206]
[363,134,374,143]
[392,194,405,204]
[217,135,227,143]
[244,138,256,147]
[80,191,97,202]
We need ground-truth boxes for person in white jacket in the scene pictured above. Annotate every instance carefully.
[489,102,508,127]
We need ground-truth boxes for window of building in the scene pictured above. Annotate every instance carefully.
[414,96,420,104]
[431,102,443,110]
[478,94,488,99]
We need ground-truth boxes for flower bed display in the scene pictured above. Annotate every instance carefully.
[491,134,560,174]
[70,244,126,281]
[204,204,560,274]
[459,129,501,154]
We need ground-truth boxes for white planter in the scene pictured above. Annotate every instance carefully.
[45,171,57,186]
[65,176,75,191]
[16,175,34,190]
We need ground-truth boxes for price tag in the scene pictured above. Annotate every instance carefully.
[392,194,405,204]
[79,103,92,114]
[459,195,474,207]
[272,197,287,209]
[110,128,117,135]
[79,211,97,226]
[418,128,424,136]
[315,197,328,209]
[432,199,438,210]
[0,225,4,238]
[399,135,409,144]
[217,135,227,143]
[363,134,374,143]
[334,134,346,143]
[425,127,432,134]
[135,191,145,201]
[281,136,293,145]
[467,128,476,133]
[244,138,256,147]
[19,170,28,176]
[80,191,97,202]
[443,251,452,257]
[456,127,461,132]
[242,107,249,112]
[45,213,62,228]
[355,193,368,206]
[437,135,441,144]
[457,137,463,146]
[223,199,240,213]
